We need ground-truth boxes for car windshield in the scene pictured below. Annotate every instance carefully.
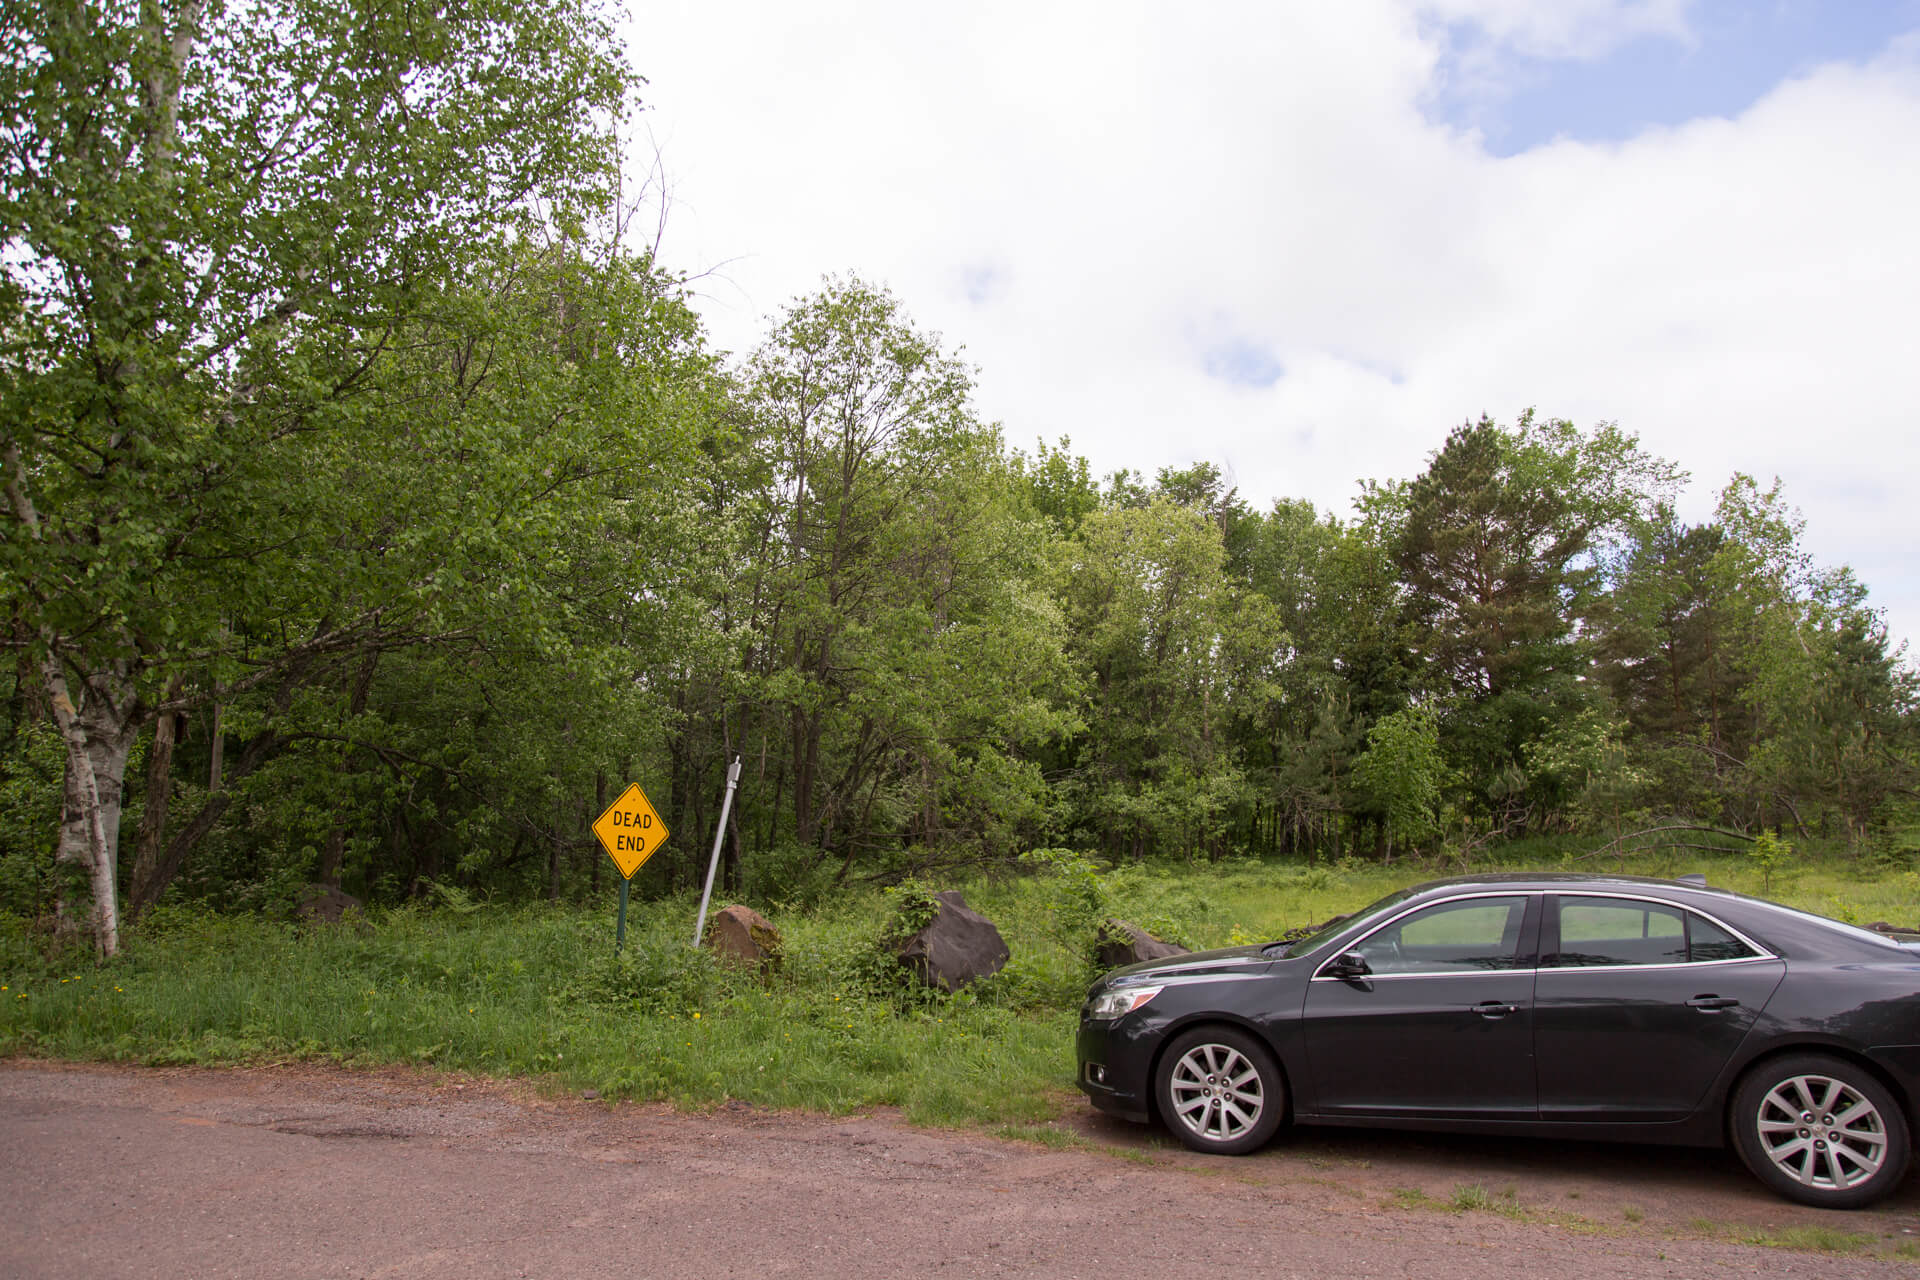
[1272,888,1413,958]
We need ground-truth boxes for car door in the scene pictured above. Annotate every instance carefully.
[1533,893,1786,1122]
[1300,893,1540,1119]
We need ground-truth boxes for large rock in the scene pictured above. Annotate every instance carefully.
[896,890,1009,992]
[1096,919,1189,970]
[705,904,783,969]
[297,884,362,923]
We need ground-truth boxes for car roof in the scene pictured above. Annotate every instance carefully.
[1394,871,1736,899]
[1387,871,1902,955]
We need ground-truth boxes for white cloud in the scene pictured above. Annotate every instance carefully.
[629,3,1920,648]
[1417,0,1694,59]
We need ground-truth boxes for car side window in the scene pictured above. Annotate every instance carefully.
[1350,896,1528,974]
[1686,913,1759,962]
[1548,897,1756,966]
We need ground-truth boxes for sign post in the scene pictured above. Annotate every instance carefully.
[591,782,670,952]
[692,756,744,948]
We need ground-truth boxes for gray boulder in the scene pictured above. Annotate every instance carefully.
[296,884,362,923]
[897,890,1009,992]
[1096,919,1190,970]
[705,904,783,969]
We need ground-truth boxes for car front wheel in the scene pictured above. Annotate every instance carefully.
[1154,1025,1285,1156]
[1730,1054,1910,1208]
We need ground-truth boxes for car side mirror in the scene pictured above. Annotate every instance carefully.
[1326,950,1371,980]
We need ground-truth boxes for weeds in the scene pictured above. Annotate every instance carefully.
[1683,1217,1878,1255]
[1448,1183,1527,1217]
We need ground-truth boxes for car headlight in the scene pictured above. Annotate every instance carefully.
[1087,984,1164,1020]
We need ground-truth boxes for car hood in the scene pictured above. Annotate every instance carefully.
[1099,944,1274,986]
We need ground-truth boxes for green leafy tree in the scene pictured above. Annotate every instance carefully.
[1011,437,1102,538]
[1348,707,1447,857]
[1710,477,1916,838]
[1234,497,1412,856]
[1521,709,1649,836]
[162,241,717,911]
[1587,476,1915,843]
[712,279,1074,887]
[0,0,636,953]
[1051,498,1279,859]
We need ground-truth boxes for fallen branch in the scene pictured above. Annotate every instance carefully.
[1580,823,1754,862]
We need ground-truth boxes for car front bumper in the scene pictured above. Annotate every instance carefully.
[1075,1015,1156,1123]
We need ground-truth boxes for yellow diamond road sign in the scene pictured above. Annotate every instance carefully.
[593,783,669,879]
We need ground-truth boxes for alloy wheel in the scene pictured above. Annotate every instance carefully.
[1753,1072,1889,1191]
[1167,1041,1266,1143]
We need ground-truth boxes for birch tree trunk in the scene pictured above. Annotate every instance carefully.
[46,662,139,958]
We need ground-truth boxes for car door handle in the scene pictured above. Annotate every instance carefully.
[1472,1001,1517,1019]
[1686,995,1740,1011]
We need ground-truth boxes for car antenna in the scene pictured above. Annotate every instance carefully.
[1675,872,1708,887]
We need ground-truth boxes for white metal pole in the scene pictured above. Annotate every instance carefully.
[692,756,743,947]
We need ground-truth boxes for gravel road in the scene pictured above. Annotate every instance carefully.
[3,1061,1916,1278]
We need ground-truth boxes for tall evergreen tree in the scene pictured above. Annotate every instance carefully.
[1390,413,1678,824]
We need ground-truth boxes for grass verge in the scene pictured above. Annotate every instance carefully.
[2,848,1912,1141]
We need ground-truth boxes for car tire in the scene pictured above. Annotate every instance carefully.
[1154,1025,1286,1156]
[1730,1053,1911,1208]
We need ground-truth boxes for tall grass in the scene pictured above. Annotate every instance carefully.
[0,890,1081,1127]
[2,848,1913,1131]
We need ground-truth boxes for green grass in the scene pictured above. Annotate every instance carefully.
[1449,1183,1528,1217]
[2,846,1912,1135]
[0,893,1082,1128]
[1682,1217,1882,1255]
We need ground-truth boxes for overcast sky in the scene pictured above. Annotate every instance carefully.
[623,0,1920,651]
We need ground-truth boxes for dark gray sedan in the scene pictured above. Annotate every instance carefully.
[1077,872,1920,1208]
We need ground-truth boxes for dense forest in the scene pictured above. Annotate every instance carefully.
[5,1,1917,958]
